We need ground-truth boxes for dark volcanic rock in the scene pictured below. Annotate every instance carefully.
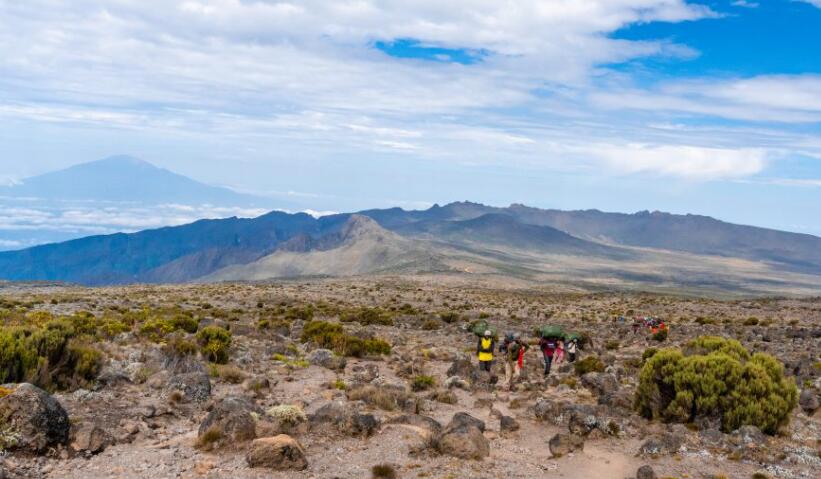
[548,433,584,456]
[246,435,308,470]
[198,396,263,444]
[0,383,69,453]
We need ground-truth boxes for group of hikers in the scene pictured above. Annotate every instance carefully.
[630,316,667,335]
[474,326,580,391]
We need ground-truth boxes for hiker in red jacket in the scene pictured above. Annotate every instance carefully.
[539,336,559,377]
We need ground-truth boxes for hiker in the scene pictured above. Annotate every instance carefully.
[476,330,495,372]
[554,338,565,364]
[566,337,579,363]
[499,333,527,390]
[539,335,559,377]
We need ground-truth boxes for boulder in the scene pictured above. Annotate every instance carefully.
[0,383,69,453]
[444,376,469,390]
[799,389,818,415]
[198,396,262,445]
[350,363,379,384]
[387,414,443,436]
[166,372,211,402]
[729,425,768,448]
[600,389,634,410]
[533,398,563,423]
[449,412,485,432]
[568,408,599,436]
[639,431,684,456]
[636,465,657,479]
[548,433,584,457]
[309,401,380,437]
[161,352,205,375]
[308,349,346,371]
[435,412,489,460]
[70,424,112,454]
[246,435,308,470]
[581,372,619,397]
[446,356,474,379]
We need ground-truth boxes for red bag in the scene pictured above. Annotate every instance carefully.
[517,347,524,368]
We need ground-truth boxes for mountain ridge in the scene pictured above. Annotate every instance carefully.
[0,200,819,294]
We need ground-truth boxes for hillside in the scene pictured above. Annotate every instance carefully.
[204,215,447,281]
[0,201,820,295]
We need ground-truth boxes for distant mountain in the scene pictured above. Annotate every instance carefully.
[0,155,298,251]
[0,155,274,206]
[1,201,820,295]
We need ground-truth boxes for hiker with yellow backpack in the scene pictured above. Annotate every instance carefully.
[476,330,495,372]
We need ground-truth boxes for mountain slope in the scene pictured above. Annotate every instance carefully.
[503,205,821,274]
[393,213,632,258]
[0,211,322,285]
[1,201,819,291]
[203,215,447,281]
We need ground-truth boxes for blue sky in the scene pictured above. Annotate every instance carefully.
[0,0,819,236]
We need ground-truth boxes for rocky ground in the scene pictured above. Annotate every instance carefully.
[0,278,819,479]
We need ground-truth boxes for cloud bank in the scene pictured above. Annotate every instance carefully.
[2,0,816,183]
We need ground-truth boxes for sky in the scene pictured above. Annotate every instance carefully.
[0,0,820,236]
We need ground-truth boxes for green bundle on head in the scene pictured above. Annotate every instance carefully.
[537,325,565,339]
[470,319,496,337]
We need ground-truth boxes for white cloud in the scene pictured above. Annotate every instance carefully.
[583,144,767,179]
[0,0,816,187]
[591,75,821,123]
[797,1,821,8]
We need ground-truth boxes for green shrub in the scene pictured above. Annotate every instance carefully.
[341,307,394,326]
[196,326,232,364]
[371,464,397,479]
[744,317,759,326]
[574,356,605,375]
[67,343,103,381]
[635,336,797,434]
[642,348,658,362]
[439,311,460,324]
[0,320,103,389]
[284,304,314,321]
[301,320,344,348]
[411,375,436,391]
[363,338,391,356]
[164,336,197,356]
[301,321,390,357]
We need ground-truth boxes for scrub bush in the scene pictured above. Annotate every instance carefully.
[196,326,232,364]
[635,336,797,434]
[301,321,391,357]
[574,356,605,376]
[0,319,103,389]
[340,307,394,326]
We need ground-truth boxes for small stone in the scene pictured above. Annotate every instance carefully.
[500,416,520,434]
[548,433,584,457]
